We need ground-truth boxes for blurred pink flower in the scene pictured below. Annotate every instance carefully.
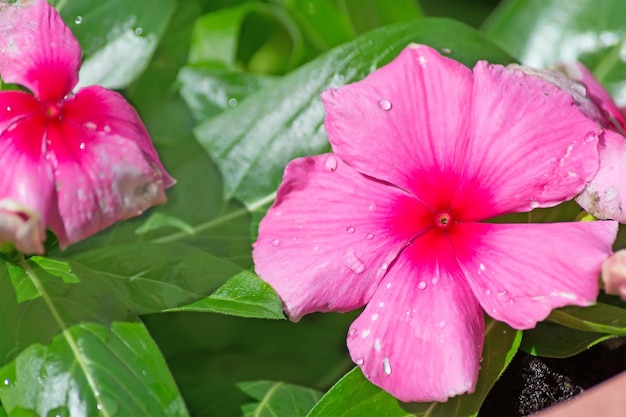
[602,250,626,300]
[253,45,617,402]
[0,0,174,253]
[558,63,626,223]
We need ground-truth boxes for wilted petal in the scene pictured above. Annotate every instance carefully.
[576,131,626,223]
[457,62,602,221]
[0,0,81,101]
[253,154,431,321]
[601,250,626,300]
[61,86,175,187]
[322,44,473,207]
[347,231,483,402]
[46,120,169,247]
[451,221,617,329]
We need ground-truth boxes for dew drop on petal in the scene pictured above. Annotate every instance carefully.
[418,281,427,290]
[378,99,392,111]
[103,124,112,133]
[383,357,392,375]
[438,320,447,328]
[584,131,599,144]
[361,329,370,338]
[79,143,86,150]
[604,186,619,201]
[83,121,97,130]
[386,282,392,289]
[271,239,280,247]
[378,302,384,308]
[366,233,374,240]
[485,289,491,295]
[374,338,381,351]
[348,328,357,337]
[312,245,319,252]
[371,313,378,321]
[324,155,338,172]
[346,226,355,234]
[529,201,539,209]
[355,357,364,365]
[6,106,11,112]
[431,277,439,285]
[381,262,389,271]
[74,16,82,24]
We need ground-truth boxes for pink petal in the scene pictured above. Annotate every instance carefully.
[45,96,173,247]
[0,0,81,101]
[458,62,602,220]
[252,154,432,321]
[347,230,484,402]
[321,44,473,208]
[601,250,626,300]
[0,100,54,253]
[450,221,617,330]
[576,131,626,222]
[61,86,175,188]
[559,62,626,133]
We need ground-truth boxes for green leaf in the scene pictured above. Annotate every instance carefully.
[178,66,277,121]
[521,321,614,358]
[307,318,521,417]
[58,0,177,89]
[239,381,323,417]
[166,270,284,320]
[546,303,626,336]
[482,0,626,102]
[194,18,513,209]
[339,0,424,35]
[0,405,7,417]
[0,257,188,417]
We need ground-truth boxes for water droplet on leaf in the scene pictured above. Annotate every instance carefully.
[74,16,82,24]
[134,27,143,36]
[3,378,10,386]
[228,98,238,107]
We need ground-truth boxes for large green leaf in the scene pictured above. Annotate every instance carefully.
[58,0,176,89]
[482,0,626,103]
[307,319,521,417]
[239,381,323,417]
[194,18,514,209]
[0,257,187,417]
[339,0,424,34]
[546,303,626,336]
[521,321,615,358]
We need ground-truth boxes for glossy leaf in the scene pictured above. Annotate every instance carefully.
[194,18,513,208]
[482,0,626,103]
[0,257,188,417]
[307,318,521,417]
[239,381,323,417]
[546,303,626,336]
[521,321,615,358]
[340,0,424,34]
[167,270,285,319]
[58,0,177,89]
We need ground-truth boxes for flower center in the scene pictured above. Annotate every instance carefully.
[435,212,451,228]
[41,101,62,120]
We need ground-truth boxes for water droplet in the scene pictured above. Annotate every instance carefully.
[3,378,10,386]
[348,328,357,337]
[529,201,539,209]
[485,289,491,295]
[366,233,374,240]
[383,357,392,375]
[371,313,378,321]
[228,98,238,107]
[361,329,370,338]
[441,47,452,54]
[584,131,599,144]
[431,277,439,285]
[74,16,82,24]
[344,249,365,274]
[378,99,392,111]
[79,142,86,150]
[438,320,447,328]
[381,262,389,271]
[604,186,619,201]
[378,302,384,307]
[96,404,103,411]
[346,226,355,234]
[103,124,111,133]
[5,106,11,112]
[83,121,97,130]
[271,239,280,247]
[312,245,319,252]
[134,27,143,36]
[498,290,507,297]
[323,155,338,172]
[374,338,381,350]
[386,282,392,289]
[479,263,486,272]
[418,281,427,290]
[355,357,364,365]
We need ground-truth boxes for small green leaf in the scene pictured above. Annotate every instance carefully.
[547,303,626,336]
[58,0,177,89]
[307,318,521,417]
[521,321,614,358]
[135,212,196,236]
[239,381,323,417]
[167,270,285,319]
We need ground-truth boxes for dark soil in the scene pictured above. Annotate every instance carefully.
[479,338,626,416]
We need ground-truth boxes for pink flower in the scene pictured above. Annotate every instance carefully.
[252,45,618,402]
[602,250,626,300]
[0,0,174,253]
[555,63,626,223]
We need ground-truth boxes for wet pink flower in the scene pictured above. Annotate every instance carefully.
[557,63,626,223]
[602,250,626,300]
[0,0,174,253]
[253,45,618,402]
